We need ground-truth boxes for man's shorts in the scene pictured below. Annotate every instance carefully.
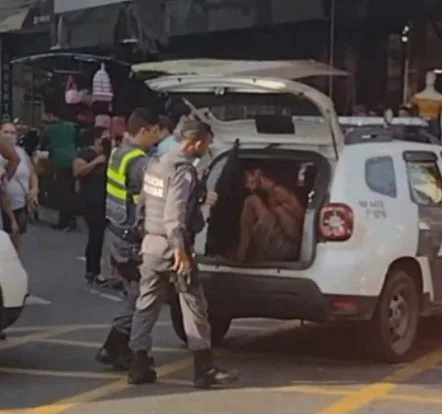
[2,207,28,234]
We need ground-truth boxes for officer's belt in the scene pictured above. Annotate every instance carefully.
[108,223,130,240]
[145,231,195,246]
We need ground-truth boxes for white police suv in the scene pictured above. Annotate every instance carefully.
[0,230,28,331]
[144,71,441,363]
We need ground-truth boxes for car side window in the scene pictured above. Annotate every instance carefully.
[405,158,442,205]
[365,156,397,197]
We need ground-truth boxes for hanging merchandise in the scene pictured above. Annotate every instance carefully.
[92,63,114,104]
[65,75,82,105]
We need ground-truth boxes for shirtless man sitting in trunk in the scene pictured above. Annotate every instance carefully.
[235,168,305,263]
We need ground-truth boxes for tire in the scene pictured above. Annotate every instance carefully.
[369,268,420,363]
[169,293,231,346]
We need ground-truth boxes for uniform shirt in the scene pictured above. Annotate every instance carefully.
[141,146,199,259]
[108,143,149,263]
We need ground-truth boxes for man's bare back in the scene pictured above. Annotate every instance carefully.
[235,168,305,262]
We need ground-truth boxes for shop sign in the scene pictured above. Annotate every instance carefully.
[29,0,54,28]
[0,37,13,122]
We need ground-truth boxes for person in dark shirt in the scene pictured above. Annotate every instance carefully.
[44,114,79,231]
[73,127,110,285]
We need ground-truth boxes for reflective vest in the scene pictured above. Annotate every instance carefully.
[106,146,146,226]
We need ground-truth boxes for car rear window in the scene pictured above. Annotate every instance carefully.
[365,156,397,198]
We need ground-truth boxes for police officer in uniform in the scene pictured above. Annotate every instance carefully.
[96,108,160,370]
[127,119,238,388]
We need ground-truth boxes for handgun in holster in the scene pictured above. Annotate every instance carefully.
[170,236,195,293]
[122,227,144,265]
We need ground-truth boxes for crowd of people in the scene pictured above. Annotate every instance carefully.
[0,121,40,339]
[0,101,239,388]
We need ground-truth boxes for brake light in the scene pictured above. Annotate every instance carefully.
[319,203,353,241]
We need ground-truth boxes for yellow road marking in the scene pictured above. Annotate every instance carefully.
[0,367,121,380]
[160,381,442,406]
[6,321,278,335]
[21,357,192,414]
[34,338,186,354]
[317,346,442,414]
[5,324,110,333]
[246,384,356,396]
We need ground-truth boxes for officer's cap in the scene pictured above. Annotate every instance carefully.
[179,118,214,142]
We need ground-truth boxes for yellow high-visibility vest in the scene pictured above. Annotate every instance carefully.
[105,146,145,225]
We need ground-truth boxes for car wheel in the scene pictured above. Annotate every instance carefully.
[169,294,231,346]
[370,268,420,363]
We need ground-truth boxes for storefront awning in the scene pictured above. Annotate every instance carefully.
[10,52,130,74]
[132,59,349,80]
[0,8,29,33]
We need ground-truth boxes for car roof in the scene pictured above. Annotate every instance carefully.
[343,139,442,157]
[344,125,440,146]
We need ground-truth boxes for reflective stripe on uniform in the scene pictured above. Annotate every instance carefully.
[106,148,145,201]
[105,183,141,203]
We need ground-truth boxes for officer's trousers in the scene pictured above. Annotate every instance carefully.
[112,279,139,336]
[110,258,140,336]
[129,254,211,352]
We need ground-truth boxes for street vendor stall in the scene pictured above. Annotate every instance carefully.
[10,52,156,209]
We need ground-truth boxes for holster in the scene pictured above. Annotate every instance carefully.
[108,224,143,267]
[169,239,196,293]
[110,256,141,282]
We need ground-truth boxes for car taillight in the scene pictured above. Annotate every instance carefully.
[319,203,353,241]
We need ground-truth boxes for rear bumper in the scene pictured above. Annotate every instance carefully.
[200,271,377,322]
[1,307,24,329]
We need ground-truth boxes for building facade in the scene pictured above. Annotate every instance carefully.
[0,0,52,121]
[43,0,442,111]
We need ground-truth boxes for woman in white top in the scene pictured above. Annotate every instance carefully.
[0,122,38,251]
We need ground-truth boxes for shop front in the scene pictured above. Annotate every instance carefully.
[0,0,52,122]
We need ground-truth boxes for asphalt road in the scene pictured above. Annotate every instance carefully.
[3,209,442,413]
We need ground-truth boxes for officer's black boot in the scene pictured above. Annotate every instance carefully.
[193,349,238,389]
[95,328,132,370]
[127,351,157,385]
